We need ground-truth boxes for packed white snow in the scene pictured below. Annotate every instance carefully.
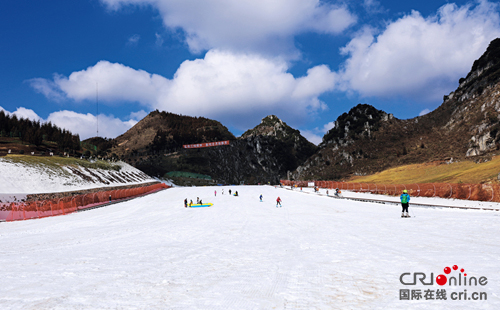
[0,158,154,198]
[0,185,498,309]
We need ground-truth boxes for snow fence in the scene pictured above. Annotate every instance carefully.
[280,180,498,202]
[0,183,169,222]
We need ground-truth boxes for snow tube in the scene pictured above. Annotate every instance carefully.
[189,203,213,208]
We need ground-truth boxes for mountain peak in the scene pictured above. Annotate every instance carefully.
[454,37,500,98]
[240,115,290,139]
[261,115,283,126]
[321,103,391,147]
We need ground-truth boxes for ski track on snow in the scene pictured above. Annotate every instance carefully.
[0,185,499,309]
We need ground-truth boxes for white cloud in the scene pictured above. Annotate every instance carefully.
[419,108,431,116]
[100,0,356,55]
[363,0,384,14]
[155,33,163,47]
[322,121,336,132]
[339,0,500,101]
[127,34,140,45]
[300,120,336,145]
[129,110,148,121]
[27,78,65,102]
[49,61,170,104]
[0,106,137,140]
[29,50,337,130]
[0,106,43,122]
[47,111,137,140]
[300,130,323,145]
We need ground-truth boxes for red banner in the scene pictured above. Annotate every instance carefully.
[183,140,230,149]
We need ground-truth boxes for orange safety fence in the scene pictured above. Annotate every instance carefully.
[280,180,499,202]
[0,183,170,222]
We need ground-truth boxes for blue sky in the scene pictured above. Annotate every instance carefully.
[1,0,499,144]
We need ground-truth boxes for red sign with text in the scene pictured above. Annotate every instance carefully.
[183,140,230,149]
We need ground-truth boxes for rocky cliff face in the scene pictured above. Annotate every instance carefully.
[441,38,500,157]
[292,38,500,181]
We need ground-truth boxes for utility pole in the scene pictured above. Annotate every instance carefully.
[96,82,99,137]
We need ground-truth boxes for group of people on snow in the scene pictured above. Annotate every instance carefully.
[184,185,410,216]
[183,197,203,207]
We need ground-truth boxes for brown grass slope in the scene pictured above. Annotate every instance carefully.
[111,110,235,158]
[350,156,500,184]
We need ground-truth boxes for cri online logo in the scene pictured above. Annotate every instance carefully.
[400,265,488,286]
[436,265,487,286]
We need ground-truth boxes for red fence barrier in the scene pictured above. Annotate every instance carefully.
[0,183,170,222]
[280,180,498,202]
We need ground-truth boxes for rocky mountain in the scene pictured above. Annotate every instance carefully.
[241,115,317,167]
[110,112,316,184]
[292,38,500,181]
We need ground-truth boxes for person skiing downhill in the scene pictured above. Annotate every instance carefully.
[259,194,263,202]
[276,197,282,208]
[400,189,410,217]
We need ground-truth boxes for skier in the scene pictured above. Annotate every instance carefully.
[334,188,341,197]
[222,189,224,195]
[400,189,410,217]
[214,190,217,196]
[196,197,200,204]
[229,189,232,195]
[276,196,282,208]
[189,199,193,207]
[184,198,188,208]
[326,190,329,196]
[259,194,263,202]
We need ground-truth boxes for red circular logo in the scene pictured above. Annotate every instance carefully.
[436,274,447,286]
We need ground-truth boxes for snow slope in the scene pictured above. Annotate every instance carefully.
[0,186,498,309]
[0,157,154,198]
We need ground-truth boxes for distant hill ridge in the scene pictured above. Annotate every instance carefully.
[109,112,316,184]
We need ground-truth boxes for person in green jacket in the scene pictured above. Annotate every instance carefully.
[400,189,410,217]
